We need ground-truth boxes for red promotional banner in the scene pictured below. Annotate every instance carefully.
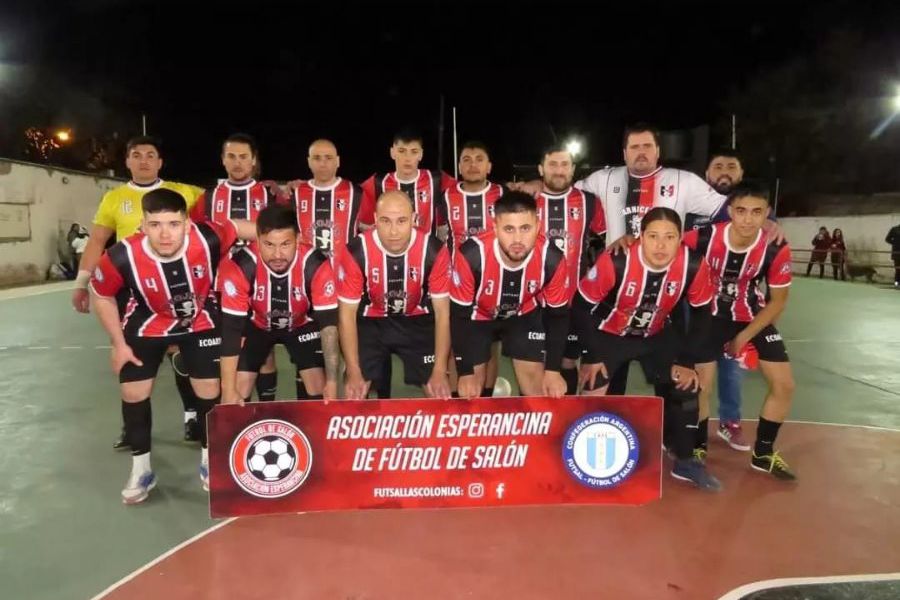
[208,395,662,518]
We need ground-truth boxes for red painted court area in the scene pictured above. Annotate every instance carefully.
[97,422,900,599]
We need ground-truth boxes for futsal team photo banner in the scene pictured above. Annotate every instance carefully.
[208,395,663,518]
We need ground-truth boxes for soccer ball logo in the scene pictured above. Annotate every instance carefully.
[247,436,296,482]
[229,419,313,499]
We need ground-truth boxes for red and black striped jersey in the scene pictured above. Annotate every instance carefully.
[536,186,607,301]
[90,221,238,337]
[189,179,277,225]
[291,178,362,257]
[337,228,451,318]
[216,242,337,331]
[683,222,792,323]
[360,170,456,233]
[450,232,569,321]
[437,182,506,253]
[578,243,712,337]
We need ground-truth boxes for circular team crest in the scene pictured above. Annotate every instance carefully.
[562,412,639,489]
[229,419,313,499]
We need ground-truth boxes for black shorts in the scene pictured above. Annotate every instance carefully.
[582,328,678,391]
[698,318,789,363]
[469,309,546,366]
[359,315,435,387]
[564,325,584,361]
[120,328,222,383]
[238,321,323,373]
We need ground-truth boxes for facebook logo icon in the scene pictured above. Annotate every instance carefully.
[495,483,505,499]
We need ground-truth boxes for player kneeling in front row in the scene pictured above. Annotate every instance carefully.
[218,205,341,404]
[90,188,252,504]
[573,207,721,491]
[684,182,797,480]
[338,190,453,399]
[450,191,570,399]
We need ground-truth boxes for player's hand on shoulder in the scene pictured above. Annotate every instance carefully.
[607,234,636,255]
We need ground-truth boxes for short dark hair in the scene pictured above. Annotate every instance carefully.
[393,128,423,146]
[493,190,536,217]
[223,133,258,157]
[142,188,186,214]
[256,205,299,236]
[540,144,574,163]
[460,140,491,159]
[640,206,682,233]
[126,135,162,156]
[622,123,660,149]
[707,148,742,166]
[727,180,770,205]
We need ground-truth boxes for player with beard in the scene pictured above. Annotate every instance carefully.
[685,150,751,454]
[450,192,570,398]
[218,205,340,404]
[535,145,607,394]
[190,133,285,403]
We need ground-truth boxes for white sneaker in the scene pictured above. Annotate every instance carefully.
[122,471,157,504]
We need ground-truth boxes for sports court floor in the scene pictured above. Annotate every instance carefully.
[0,277,897,599]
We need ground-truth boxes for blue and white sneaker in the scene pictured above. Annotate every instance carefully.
[200,462,209,492]
[122,471,157,504]
[671,458,722,492]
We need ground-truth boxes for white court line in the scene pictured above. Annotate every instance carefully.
[0,281,75,301]
[27,346,50,350]
[88,517,237,600]
[61,346,83,350]
[716,418,900,434]
[718,572,900,600]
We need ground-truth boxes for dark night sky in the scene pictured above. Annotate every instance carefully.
[2,0,900,184]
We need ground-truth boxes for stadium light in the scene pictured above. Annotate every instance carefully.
[894,88,900,112]
[55,130,72,143]
[565,138,583,160]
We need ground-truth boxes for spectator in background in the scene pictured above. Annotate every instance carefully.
[829,228,846,281]
[70,224,89,276]
[806,226,830,278]
[887,223,900,288]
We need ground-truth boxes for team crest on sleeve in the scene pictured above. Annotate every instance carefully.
[409,267,419,282]
[562,412,639,489]
[659,185,675,197]
[337,199,346,212]
[780,262,791,275]
[94,267,104,282]
[223,280,238,297]
[229,419,313,499]
[192,265,206,279]
[666,281,679,296]
[527,280,538,294]
[569,207,581,220]
[253,199,263,211]
[292,286,303,301]
[324,281,335,296]
[418,190,428,203]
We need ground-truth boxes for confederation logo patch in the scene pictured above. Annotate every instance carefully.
[562,412,639,489]
[229,419,313,499]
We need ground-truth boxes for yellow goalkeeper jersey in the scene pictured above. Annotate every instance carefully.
[92,179,203,240]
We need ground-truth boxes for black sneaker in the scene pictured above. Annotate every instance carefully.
[751,451,797,481]
[184,418,201,443]
[113,428,130,451]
